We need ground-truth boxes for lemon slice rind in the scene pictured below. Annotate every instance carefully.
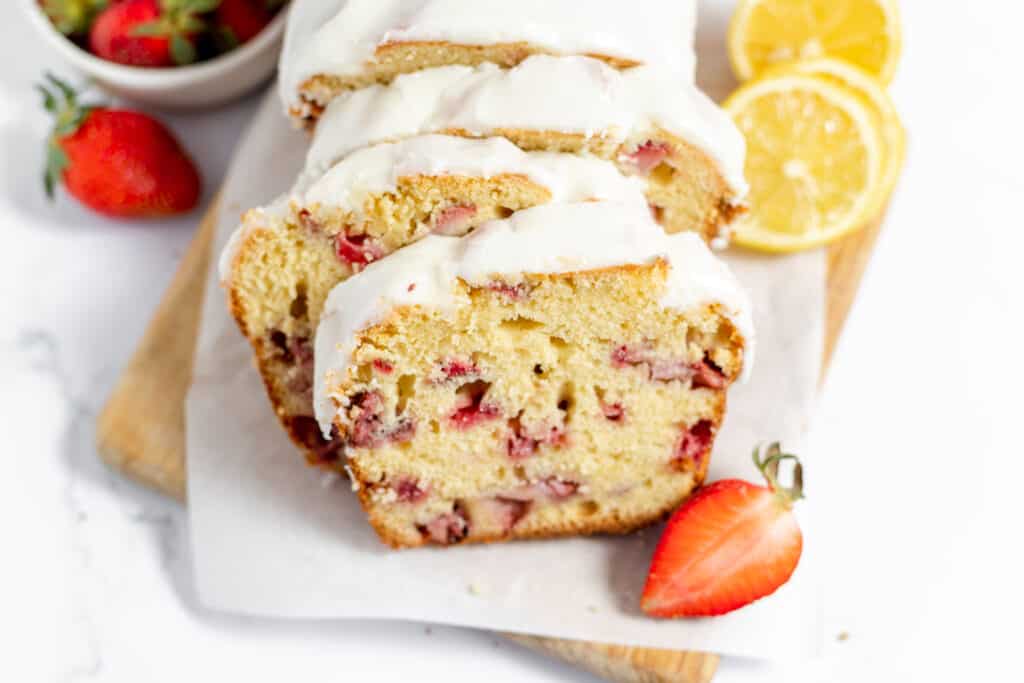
[728,0,903,86]
[766,57,906,218]
[725,74,887,253]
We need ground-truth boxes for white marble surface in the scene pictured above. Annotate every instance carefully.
[3,2,1023,681]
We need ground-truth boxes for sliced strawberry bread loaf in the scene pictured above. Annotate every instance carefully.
[304,56,748,242]
[281,0,697,125]
[220,135,647,463]
[313,201,754,548]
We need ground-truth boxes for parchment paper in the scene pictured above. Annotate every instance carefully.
[187,4,825,657]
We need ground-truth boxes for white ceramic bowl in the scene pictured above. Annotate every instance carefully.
[22,0,287,109]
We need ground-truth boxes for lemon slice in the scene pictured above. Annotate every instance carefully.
[729,0,902,85]
[724,74,886,253]
[767,57,906,215]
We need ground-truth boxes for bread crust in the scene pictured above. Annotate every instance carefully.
[224,222,345,467]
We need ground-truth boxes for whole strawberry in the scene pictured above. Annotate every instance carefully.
[214,0,275,45]
[89,0,218,67]
[641,443,804,618]
[39,0,109,35]
[39,74,201,218]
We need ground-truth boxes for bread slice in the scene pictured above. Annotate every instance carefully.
[304,56,748,242]
[314,201,753,548]
[281,0,697,125]
[220,136,647,463]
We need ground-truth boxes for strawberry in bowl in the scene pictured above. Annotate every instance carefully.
[25,0,288,108]
[86,0,286,67]
[89,0,210,67]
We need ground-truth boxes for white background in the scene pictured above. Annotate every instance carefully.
[2,1,1022,681]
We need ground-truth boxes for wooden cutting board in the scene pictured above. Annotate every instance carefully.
[96,194,889,682]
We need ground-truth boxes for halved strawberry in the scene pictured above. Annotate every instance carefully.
[641,443,804,618]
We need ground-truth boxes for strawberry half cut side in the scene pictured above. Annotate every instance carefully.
[641,443,804,618]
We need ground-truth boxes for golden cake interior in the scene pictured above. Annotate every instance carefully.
[329,262,746,548]
[227,173,553,460]
[227,130,744,463]
[440,126,743,240]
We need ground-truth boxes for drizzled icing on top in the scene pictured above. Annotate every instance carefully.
[304,56,748,195]
[217,135,647,284]
[280,0,697,109]
[296,134,647,211]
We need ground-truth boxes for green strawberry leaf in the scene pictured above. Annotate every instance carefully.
[132,20,171,37]
[179,14,207,33]
[187,0,222,13]
[54,106,94,137]
[38,72,103,202]
[41,0,110,35]
[171,34,197,65]
[43,140,70,200]
[37,84,58,114]
[214,25,240,53]
[165,0,218,15]
[46,72,78,106]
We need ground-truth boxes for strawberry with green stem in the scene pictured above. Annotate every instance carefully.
[641,443,805,618]
[39,73,201,218]
[90,0,219,67]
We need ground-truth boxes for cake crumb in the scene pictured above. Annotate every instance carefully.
[837,631,850,642]
[587,605,599,614]
[371,487,399,504]
[468,581,486,596]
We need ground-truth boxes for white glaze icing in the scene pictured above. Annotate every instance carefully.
[280,0,697,111]
[218,136,647,284]
[296,134,647,212]
[313,200,755,432]
[305,56,748,195]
